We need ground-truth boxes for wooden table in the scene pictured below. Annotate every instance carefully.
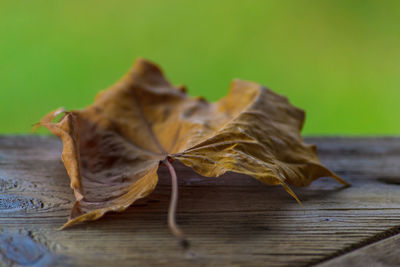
[0,136,399,266]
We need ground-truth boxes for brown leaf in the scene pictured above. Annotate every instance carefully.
[39,58,347,229]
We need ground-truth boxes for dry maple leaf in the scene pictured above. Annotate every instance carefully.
[37,58,347,243]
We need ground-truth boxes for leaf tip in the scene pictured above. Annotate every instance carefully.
[281,183,303,206]
[332,174,351,187]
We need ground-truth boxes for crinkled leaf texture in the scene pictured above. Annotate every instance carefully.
[39,58,347,228]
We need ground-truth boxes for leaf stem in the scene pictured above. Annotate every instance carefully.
[163,158,189,248]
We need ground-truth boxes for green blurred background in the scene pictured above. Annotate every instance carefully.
[1,0,399,135]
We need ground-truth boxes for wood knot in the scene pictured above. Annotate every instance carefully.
[0,194,44,211]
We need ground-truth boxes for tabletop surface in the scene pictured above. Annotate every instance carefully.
[0,136,399,267]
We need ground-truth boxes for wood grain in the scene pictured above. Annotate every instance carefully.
[0,136,400,266]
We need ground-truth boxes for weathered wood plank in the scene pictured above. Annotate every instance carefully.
[0,136,400,266]
[318,233,400,266]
